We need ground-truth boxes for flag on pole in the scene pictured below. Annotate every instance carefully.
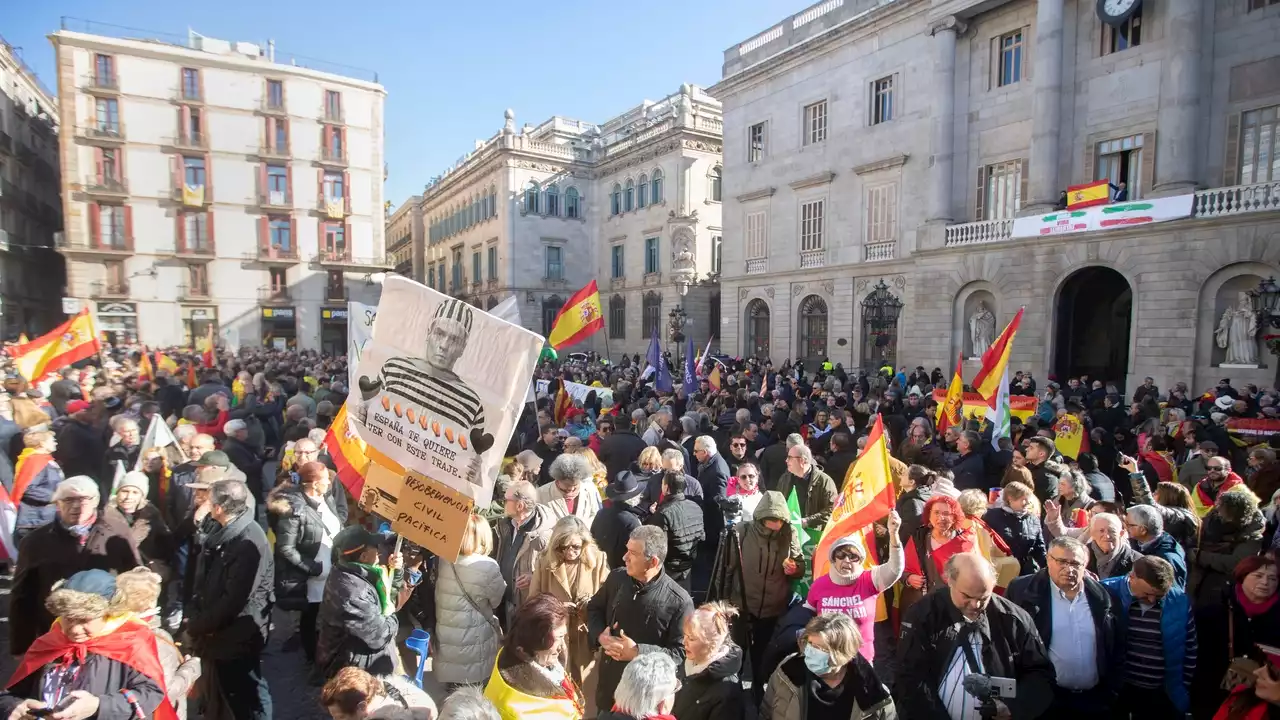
[138,351,155,381]
[185,363,198,390]
[786,487,816,549]
[708,364,721,392]
[988,366,1012,451]
[935,354,964,434]
[155,352,179,374]
[323,401,375,498]
[135,415,187,472]
[547,280,605,349]
[553,377,573,426]
[694,336,714,376]
[645,322,672,393]
[1054,414,1088,459]
[812,414,897,580]
[11,310,102,384]
[970,307,1025,408]
[682,335,697,395]
[200,325,215,368]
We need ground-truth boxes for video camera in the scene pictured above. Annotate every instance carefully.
[962,674,1017,720]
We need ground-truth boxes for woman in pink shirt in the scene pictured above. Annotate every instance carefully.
[804,511,903,661]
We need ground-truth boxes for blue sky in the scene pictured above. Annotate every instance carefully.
[6,0,792,205]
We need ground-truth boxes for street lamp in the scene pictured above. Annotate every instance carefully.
[861,279,904,369]
[668,307,687,364]
[1248,276,1280,386]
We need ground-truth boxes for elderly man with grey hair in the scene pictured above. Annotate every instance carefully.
[1084,512,1141,580]
[588,525,692,712]
[692,435,731,561]
[537,452,602,523]
[495,479,552,624]
[640,448,704,508]
[1125,504,1187,587]
[442,686,501,720]
[9,475,142,654]
[776,441,838,532]
[643,409,671,447]
[605,652,680,720]
[222,418,265,502]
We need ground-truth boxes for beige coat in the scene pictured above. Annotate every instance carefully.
[528,543,610,711]
[536,480,602,524]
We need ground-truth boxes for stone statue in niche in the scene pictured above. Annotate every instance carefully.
[969,301,996,358]
[672,228,696,274]
[1216,292,1259,366]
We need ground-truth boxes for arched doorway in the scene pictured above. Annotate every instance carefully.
[797,295,829,369]
[1054,266,1132,387]
[745,299,770,360]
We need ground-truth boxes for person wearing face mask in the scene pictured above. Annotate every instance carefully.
[764,612,895,720]
[484,593,586,720]
[672,602,749,720]
[805,511,903,664]
[896,553,1055,720]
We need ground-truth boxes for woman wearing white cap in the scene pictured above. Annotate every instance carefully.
[113,471,174,585]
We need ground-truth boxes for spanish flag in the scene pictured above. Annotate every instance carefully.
[1067,179,1111,210]
[138,351,155,381]
[552,378,573,426]
[936,354,964,434]
[185,363,198,390]
[323,401,386,498]
[708,364,721,391]
[970,307,1024,408]
[200,325,215,368]
[812,414,897,580]
[155,352,179,374]
[1053,414,1090,460]
[12,310,101,384]
[547,280,604,349]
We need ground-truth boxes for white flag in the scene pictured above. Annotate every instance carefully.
[987,366,1011,452]
[136,415,187,471]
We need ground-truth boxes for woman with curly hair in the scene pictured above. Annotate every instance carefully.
[899,494,975,611]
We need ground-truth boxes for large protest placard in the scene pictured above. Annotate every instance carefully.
[348,301,376,391]
[350,276,543,558]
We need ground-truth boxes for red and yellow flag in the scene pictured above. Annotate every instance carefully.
[708,364,722,392]
[936,354,964,434]
[1053,414,1089,459]
[155,352,179,374]
[138,351,155,381]
[970,307,1024,408]
[200,325,215,368]
[813,414,897,580]
[1067,179,1111,209]
[15,333,28,345]
[185,363,198,390]
[12,310,101,384]
[931,389,1037,423]
[552,379,573,426]
[323,401,394,499]
[547,280,604,349]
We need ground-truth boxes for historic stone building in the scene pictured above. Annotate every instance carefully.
[710,0,1280,392]
[408,84,723,357]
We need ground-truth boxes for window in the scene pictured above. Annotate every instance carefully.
[272,119,288,153]
[428,266,436,289]
[997,30,1025,87]
[871,76,894,125]
[546,246,563,280]
[101,148,120,182]
[269,218,291,249]
[325,90,342,122]
[745,211,767,259]
[473,252,482,283]
[642,293,661,337]
[709,167,723,202]
[1096,135,1144,199]
[645,237,660,275]
[800,200,825,251]
[1240,105,1280,185]
[187,263,208,295]
[185,107,203,142]
[183,156,206,188]
[98,205,126,247]
[611,184,621,216]
[624,179,635,212]
[265,166,288,201]
[105,260,125,288]
[95,98,119,133]
[609,296,626,339]
[323,223,346,255]
[328,128,343,158]
[1250,0,1279,10]
[978,159,1025,220]
[1101,11,1142,54]
[566,187,580,218]
[181,68,200,101]
[269,267,286,291]
[865,183,899,244]
[326,270,345,300]
[651,170,664,203]
[711,235,722,274]
[451,252,462,290]
[94,54,115,86]
[323,171,344,203]
[638,175,649,208]
[804,100,828,145]
[184,212,210,251]
[266,80,284,109]
[544,184,560,217]
[611,245,625,279]
[748,122,766,162]
[488,247,497,280]
[489,186,498,217]
[525,183,539,214]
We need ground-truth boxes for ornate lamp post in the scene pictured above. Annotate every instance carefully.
[668,307,688,365]
[861,279,904,370]
[1248,276,1280,387]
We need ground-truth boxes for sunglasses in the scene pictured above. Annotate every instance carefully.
[731,441,746,447]
[833,550,862,562]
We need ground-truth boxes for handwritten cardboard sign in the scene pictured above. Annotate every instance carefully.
[358,460,405,520]
[390,471,475,562]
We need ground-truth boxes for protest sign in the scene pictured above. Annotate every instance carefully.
[390,471,475,561]
[351,276,543,517]
[348,301,376,391]
[358,460,404,520]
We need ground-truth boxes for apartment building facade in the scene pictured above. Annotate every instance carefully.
[386,194,423,282]
[0,37,64,338]
[409,85,723,357]
[51,29,387,351]
[711,0,1280,391]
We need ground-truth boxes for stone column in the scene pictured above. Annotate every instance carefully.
[1027,0,1064,210]
[1154,0,1202,194]
[927,18,961,224]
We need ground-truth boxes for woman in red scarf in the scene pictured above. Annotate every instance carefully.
[899,494,975,612]
[0,569,176,720]
[1197,553,1280,719]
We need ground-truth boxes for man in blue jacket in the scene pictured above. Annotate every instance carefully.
[1102,555,1196,719]
[1124,504,1187,587]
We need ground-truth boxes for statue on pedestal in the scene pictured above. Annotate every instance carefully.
[969,301,996,358]
[1216,292,1259,365]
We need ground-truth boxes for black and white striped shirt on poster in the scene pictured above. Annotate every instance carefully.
[378,357,486,431]
[939,623,986,720]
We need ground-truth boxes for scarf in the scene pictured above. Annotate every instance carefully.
[1139,433,1177,485]
[1236,586,1280,618]
[1091,541,1124,577]
[59,513,97,544]
[1195,473,1245,516]
[685,645,730,677]
[9,619,178,720]
[12,449,53,506]
[353,562,394,616]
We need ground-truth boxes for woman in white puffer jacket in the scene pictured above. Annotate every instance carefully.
[434,513,507,687]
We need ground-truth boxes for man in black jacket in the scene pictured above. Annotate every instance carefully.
[592,474,648,569]
[186,479,274,720]
[895,552,1055,719]
[52,400,107,496]
[1025,436,1062,504]
[222,420,265,501]
[587,525,693,711]
[644,472,705,590]
[315,526,403,680]
[599,414,648,483]
[951,430,988,492]
[1007,535,1116,715]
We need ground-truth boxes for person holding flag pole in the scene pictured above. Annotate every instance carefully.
[936,355,965,435]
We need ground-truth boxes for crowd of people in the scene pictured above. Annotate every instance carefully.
[5,344,1280,720]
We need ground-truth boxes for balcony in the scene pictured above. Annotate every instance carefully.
[864,241,897,262]
[610,277,627,290]
[256,143,291,161]
[174,239,215,259]
[58,232,132,257]
[172,184,212,208]
[76,125,125,146]
[178,283,211,302]
[799,249,826,269]
[83,73,119,95]
[643,272,662,286]
[90,280,130,298]
[319,147,348,168]
[258,286,291,304]
[258,190,293,212]
[943,218,1015,248]
[313,250,392,270]
[317,194,350,219]
[83,177,129,200]
[260,97,287,116]
[323,105,344,124]
[250,244,300,265]
[325,284,348,302]
[169,132,209,152]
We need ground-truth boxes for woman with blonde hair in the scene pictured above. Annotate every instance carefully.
[762,613,895,719]
[576,447,609,497]
[435,513,507,689]
[982,481,1047,575]
[11,429,63,547]
[672,602,750,720]
[529,516,609,709]
[115,567,201,719]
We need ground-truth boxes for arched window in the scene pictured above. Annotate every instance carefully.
[544,183,560,217]
[709,166,722,202]
[651,169,664,203]
[638,174,649,208]
[611,184,621,216]
[745,299,771,359]
[624,179,635,212]
[609,295,626,339]
[524,182,539,214]
[642,292,662,337]
[797,295,829,366]
[566,187,581,219]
